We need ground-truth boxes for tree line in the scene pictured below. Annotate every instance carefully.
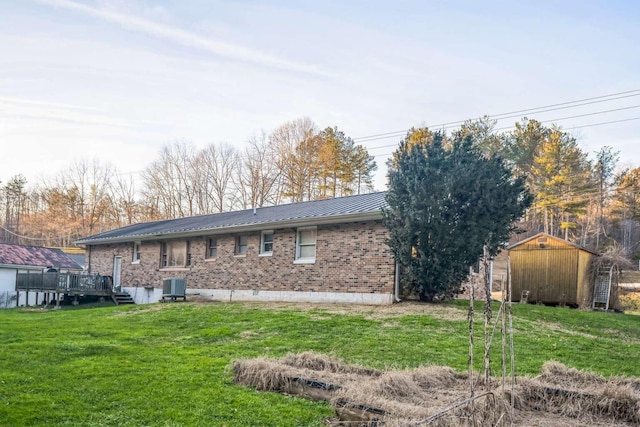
[397,117,639,258]
[2,114,639,260]
[0,117,377,247]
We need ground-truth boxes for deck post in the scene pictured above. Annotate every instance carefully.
[16,290,19,307]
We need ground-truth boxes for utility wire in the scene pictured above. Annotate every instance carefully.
[0,223,53,241]
[365,114,640,155]
[353,89,640,143]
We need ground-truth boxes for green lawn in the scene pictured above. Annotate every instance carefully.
[1,300,639,426]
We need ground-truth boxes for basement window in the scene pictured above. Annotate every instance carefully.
[295,226,316,264]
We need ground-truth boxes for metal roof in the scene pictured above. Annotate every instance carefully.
[507,232,600,256]
[76,191,388,245]
[0,243,83,270]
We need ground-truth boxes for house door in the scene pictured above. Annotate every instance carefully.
[112,256,122,290]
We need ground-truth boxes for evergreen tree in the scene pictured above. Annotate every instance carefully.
[383,130,531,302]
[530,126,591,239]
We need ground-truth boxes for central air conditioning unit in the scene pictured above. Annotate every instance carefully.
[162,277,186,301]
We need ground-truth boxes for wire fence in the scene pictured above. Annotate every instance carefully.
[0,291,18,309]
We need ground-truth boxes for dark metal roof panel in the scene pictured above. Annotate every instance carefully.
[77,192,388,244]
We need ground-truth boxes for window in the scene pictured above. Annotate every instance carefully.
[295,227,316,263]
[260,231,274,256]
[160,241,189,268]
[235,235,248,255]
[132,242,141,263]
[207,237,218,258]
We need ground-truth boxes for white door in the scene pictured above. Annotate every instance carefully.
[112,256,122,290]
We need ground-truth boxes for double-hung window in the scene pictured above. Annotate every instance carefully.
[295,227,316,263]
[260,231,274,256]
[235,235,248,255]
[207,237,218,258]
[132,242,141,263]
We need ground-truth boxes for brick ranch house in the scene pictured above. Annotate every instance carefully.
[76,192,401,305]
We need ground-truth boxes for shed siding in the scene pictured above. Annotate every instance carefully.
[576,250,594,306]
[88,220,395,302]
[511,248,579,304]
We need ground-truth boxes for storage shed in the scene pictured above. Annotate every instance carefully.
[507,233,599,306]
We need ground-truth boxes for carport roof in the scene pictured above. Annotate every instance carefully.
[0,243,83,270]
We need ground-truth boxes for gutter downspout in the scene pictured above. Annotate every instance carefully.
[87,245,92,274]
[394,261,401,303]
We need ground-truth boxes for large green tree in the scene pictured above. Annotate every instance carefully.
[383,130,531,301]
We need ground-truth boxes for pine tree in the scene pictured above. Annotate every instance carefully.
[530,126,591,239]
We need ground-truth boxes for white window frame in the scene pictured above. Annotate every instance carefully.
[132,242,141,264]
[260,230,274,256]
[294,226,316,264]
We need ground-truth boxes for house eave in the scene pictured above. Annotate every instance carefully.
[76,211,383,246]
[0,264,45,270]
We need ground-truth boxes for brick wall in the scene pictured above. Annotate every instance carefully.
[88,220,395,295]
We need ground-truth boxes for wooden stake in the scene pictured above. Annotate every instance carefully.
[468,280,475,396]
[483,245,491,386]
[508,255,515,414]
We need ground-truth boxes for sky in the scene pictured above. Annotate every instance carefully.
[1,0,639,191]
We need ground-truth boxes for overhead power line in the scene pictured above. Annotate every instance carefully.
[353,89,640,143]
[0,224,52,241]
[366,115,640,159]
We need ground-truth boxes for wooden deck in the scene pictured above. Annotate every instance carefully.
[16,272,113,297]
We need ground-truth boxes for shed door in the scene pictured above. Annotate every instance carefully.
[112,256,122,289]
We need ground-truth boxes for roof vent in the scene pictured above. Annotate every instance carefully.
[537,237,547,249]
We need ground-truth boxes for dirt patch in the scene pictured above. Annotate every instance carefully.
[112,304,170,316]
[235,301,467,322]
[234,352,640,426]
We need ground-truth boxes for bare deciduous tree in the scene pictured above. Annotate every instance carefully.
[142,141,198,218]
[233,131,282,209]
[197,142,239,213]
[270,117,320,202]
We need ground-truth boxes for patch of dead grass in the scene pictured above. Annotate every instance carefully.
[236,301,467,322]
[234,353,640,426]
[112,304,169,316]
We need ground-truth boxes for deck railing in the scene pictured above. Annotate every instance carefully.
[16,272,114,296]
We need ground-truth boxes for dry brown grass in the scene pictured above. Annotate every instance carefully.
[111,304,170,316]
[233,353,640,426]
[235,301,467,322]
[280,351,381,376]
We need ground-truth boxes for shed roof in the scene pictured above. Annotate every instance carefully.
[0,243,83,270]
[76,191,388,245]
[507,232,599,256]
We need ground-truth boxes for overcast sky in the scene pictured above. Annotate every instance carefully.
[1,0,639,191]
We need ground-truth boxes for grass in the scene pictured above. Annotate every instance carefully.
[1,300,640,426]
